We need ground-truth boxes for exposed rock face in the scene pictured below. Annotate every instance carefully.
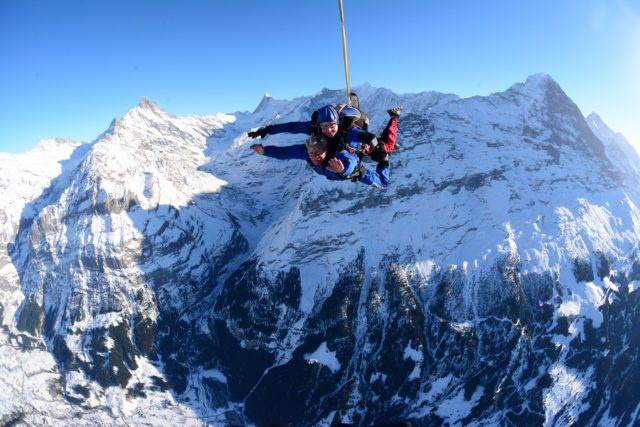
[2,75,640,425]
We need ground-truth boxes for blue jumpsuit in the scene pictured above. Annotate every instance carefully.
[262,144,390,188]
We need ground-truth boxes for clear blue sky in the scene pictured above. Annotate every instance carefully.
[1,0,639,153]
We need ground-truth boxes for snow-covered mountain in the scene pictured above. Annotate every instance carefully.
[587,112,640,187]
[2,74,640,426]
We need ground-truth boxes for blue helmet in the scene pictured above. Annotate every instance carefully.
[338,106,361,120]
[317,105,339,124]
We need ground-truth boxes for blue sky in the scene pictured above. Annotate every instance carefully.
[1,0,639,153]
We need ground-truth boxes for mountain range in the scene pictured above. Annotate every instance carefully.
[1,74,640,426]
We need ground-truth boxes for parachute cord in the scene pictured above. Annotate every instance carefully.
[338,0,351,106]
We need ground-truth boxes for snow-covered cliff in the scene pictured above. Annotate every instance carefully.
[2,74,640,426]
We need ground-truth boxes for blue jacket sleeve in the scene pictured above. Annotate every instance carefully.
[268,121,313,135]
[335,149,359,176]
[311,151,358,181]
[263,144,309,161]
[344,127,377,149]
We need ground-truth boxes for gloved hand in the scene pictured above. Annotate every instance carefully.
[247,126,271,139]
[358,131,377,147]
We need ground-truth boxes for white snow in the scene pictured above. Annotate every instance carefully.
[544,365,594,425]
[559,281,605,328]
[304,342,341,373]
[370,372,388,384]
[558,300,581,317]
[201,368,227,384]
[425,374,453,401]
[403,342,424,380]
[1,78,640,425]
[435,386,485,422]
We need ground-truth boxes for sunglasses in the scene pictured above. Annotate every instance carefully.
[319,122,338,130]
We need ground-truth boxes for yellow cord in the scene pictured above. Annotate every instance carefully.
[338,0,351,106]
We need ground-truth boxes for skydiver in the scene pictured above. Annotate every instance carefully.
[248,105,401,164]
[249,108,402,189]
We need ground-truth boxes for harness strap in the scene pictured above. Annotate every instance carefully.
[340,156,367,183]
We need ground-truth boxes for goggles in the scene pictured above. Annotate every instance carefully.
[319,122,338,131]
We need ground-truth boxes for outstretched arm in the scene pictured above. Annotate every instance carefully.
[269,121,313,135]
[247,121,313,139]
[249,144,308,161]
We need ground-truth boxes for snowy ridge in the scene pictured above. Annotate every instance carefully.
[2,74,640,425]
[587,112,640,186]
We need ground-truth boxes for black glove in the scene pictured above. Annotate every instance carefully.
[357,131,377,147]
[247,125,271,139]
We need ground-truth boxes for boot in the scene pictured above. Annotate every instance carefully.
[387,107,403,118]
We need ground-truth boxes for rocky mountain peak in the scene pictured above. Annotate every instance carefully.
[2,75,640,426]
[138,96,162,111]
